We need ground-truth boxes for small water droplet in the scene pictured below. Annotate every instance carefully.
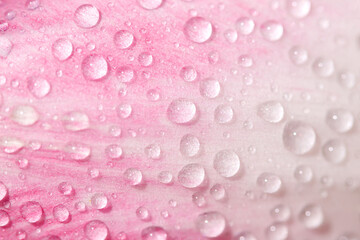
[11,105,39,126]
[210,184,226,201]
[167,98,197,124]
[58,182,74,196]
[91,193,109,210]
[0,210,10,227]
[184,17,213,43]
[196,211,226,238]
[213,150,240,178]
[138,0,163,10]
[0,37,12,58]
[312,58,335,77]
[178,163,205,188]
[294,165,313,183]
[0,136,24,154]
[260,21,284,41]
[52,38,73,61]
[257,101,284,123]
[224,29,238,43]
[105,144,123,159]
[146,89,160,101]
[0,182,8,202]
[124,168,143,186]
[214,104,234,124]
[62,111,90,131]
[20,201,44,223]
[322,139,346,164]
[180,66,198,82]
[116,66,136,83]
[75,201,87,212]
[265,222,288,240]
[74,4,100,29]
[84,220,109,240]
[180,134,200,157]
[145,143,161,160]
[257,172,282,194]
[158,171,173,184]
[338,71,356,89]
[138,52,153,67]
[270,204,291,222]
[289,46,308,65]
[326,108,354,133]
[192,192,206,207]
[136,206,151,221]
[235,17,255,35]
[53,204,70,223]
[117,104,132,119]
[114,30,135,49]
[233,232,257,240]
[283,121,316,155]
[286,0,311,18]
[82,55,109,81]
[238,55,254,68]
[65,142,91,161]
[141,226,168,240]
[199,78,221,99]
[299,204,324,229]
[27,77,51,98]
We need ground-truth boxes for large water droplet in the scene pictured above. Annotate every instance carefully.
[138,0,163,10]
[82,55,108,81]
[286,0,311,18]
[257,101,284,123]
[270,204,291,222]
[52,38,73,61]
[199,78,221,99]
[114,30,134,49]
[11,105,39,126]
[265,222,288,240]
[0,210,10,227]
[326,108,354,133]
[178,163,205,188]
[294,165,313,183]
[27,77,51,98]
[65,142,91,161]
[184,17,213,43]
[257,173,282,194]
[124,168,143,186]
[180,134,200,157]
[289,46,308,65]
[0,37,12,58]
[20,201,44,223]
[84,220,109,240]
[62,111,90,131]
[0,136,24,154]
[260,21,284,42]
[214,104,234,124]
[141,226,168,240]
[312,58,335,77]
[235,17,255,35]
[180,66,198,82]
[74,4,100,29]
[53,204,70,223]
[299,204,324,229]
[322,139,346,164]
[282,121,316,155]
[195,211,226,238]
[167,98,197,124]
[213,150,240,178]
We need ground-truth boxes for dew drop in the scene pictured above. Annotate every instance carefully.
[52,38,73,61]
[11,105,39,126]
[137,0,163,10]
[167,98,197,124]
[124,168,143,186]
[141,226,168,240]
[299,204,324,229]
[214,104,234,124]
[138,52,153,67]
[0,37,12,58]
[53,204,70,223]
[257,101,284,123]
[88,168,100,179]
[195,211,226,238]
[105,144,123,159]
[27,77,51,98]
[294,165,313,183]
[289,46,308,65]
[178,163,205,188]
[286,0,311,19]
[265,222,288,240]
[65,142,91,161]
[270,204,291,222]
[180,134,200,157]
[260,21,284,41]
[146,89,160,101]
[158,171,173,184]
[338,71,356,89]
[136,206,151,221]
[312,58,335,77]
[257,172,282,194]
[116,66,135,83]
[282,121,316,155]
[0,210,10,227]
[145,143,161,160]
[213,150,240,178]
[26,0,40,10]
[20,201,44,223]
[210,184,226,201]
[0,136,24,154]
[0,182,8,202]
[192,192,206,207]
[199,78,221,99]
[184,17,213,43]
[91,193,109,210]
[75,201,87,213]
[84,220,109,240]
[114,30,135,49]
[74,4,100,29]
[235,17,255,35]
[238,55,253,68]
[233,232,257,240]
[82,55,108,81]
[180,66,198,82]
[58,182,74,196]
[116,104,132,119]
[224,29,238,43]
[322,139,346,164]
[62,111,90,131]
[326,108,354,133]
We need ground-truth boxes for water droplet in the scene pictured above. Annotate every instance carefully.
[180,66,198,82]
[238,55,253,68]
[286,0,311,18]
[116,66,135,83]
[260,21,284,41]
[235,17,255,35]
[124,168,143,186]
[299,204,324,229]
[116,232,128,240]
[138,0,163,10]
[214,104,234,124]
[265,222,288,240]
[257,172,282,194]
[257,101,284,123]
[233,232,257,240]
[0,37,12,58]
[20,201,44,223]
[0,210,10,227]
[136,206,151,221]
[11,105,39,126]
[195,211,226,238]
[41,235,61,240]
[84,220,109,240]
[26,0,40,10]
[0,136,24,154]
[109,125,122,137]
[117,104,132,119]
[62,111,90,131]
[210,184,226,201]
[138,52,153,67]
[294,165,313,183]
[322,139,346,164]
[52,38,73,61]
[192,192,206,207]
[184,17,213,43]
[53,204,70,223]
[270,204,291,222]
[178,163,205,188]
[16,229,27,240]
[312,58,335,77]
[213,150,240,178]
[74,4,100,29]
[208,50,220,64]
[146,89,160,101]
[91,193,109,210]
[5,10,17,21]
[167,98,197,124]
[199,78,221,99]
[145,143,161,160]
[58,182,74,196]
[158,171,173,184]
[82,55,109,81]
[16,158,29,169]
[0,182,8,202]
[224,29,238,43]
[65,142,91,161]
[289,46,308,65]
[114,30,135,49]
[88,168,100,179]
[338,71,356,89]
[180,134,200,157]
[27,77,51,98]
[326,109,354,133]
[141,226,168,240]
[105,144,123,159]
[282,121,316,155]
